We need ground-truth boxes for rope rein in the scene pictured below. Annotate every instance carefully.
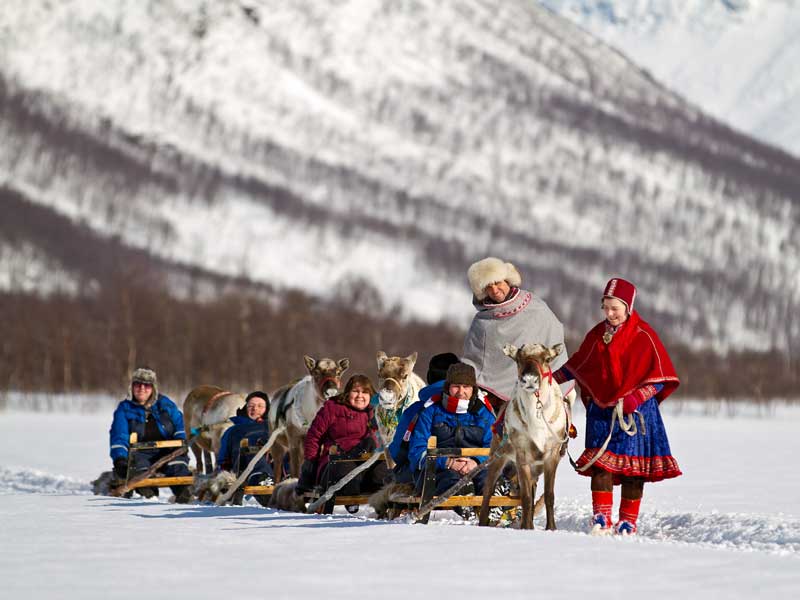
[537,385,569,445]
[569,401,645,473]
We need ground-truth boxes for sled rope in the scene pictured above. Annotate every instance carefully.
[306,451,384,514]
[569,401,645,473]
[216,425,286,505]
[537,386,569,445]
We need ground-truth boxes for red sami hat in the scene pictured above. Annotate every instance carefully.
[603,278,636,313]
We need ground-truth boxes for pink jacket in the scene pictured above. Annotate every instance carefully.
[303,397,375,477]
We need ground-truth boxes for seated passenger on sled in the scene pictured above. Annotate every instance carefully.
[109,367,192,503]
[217,391,274,486]
[295,374,388,505]
[388,352,460,484]
[406,363,494,496]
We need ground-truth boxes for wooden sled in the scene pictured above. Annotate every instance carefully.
[302,445,386,513]
[124,433,195,490]
[386,436,521,523]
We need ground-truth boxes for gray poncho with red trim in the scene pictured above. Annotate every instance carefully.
[461,288,569,402]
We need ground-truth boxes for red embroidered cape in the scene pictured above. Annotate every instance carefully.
[564,311,679,408]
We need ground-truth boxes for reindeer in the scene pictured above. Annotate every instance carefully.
[479,343,576,530]
[269,356,349,483]
[374,351,425,465]
[183,385,247,474]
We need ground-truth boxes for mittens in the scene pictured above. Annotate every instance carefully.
[621,392,641,415]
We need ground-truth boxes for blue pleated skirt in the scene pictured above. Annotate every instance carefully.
[575,397,682,483]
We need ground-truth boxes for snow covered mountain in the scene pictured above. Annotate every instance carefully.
[538,0,800,157]
[1,0,799,359]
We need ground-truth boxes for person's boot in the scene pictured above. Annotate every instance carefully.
[590,490,613,535]
[137,486,158,499]
[488,475,519,526]
[295,460,317,495]
[615,497,641,535]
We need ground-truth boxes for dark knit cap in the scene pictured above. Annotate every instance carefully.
[245,390,270,405]
[426,353,460,384]
[445,363,477,389]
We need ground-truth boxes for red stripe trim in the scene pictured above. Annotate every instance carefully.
[575,448,682,482]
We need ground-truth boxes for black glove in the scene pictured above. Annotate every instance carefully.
[295,460,317,494]
[346,436,377,457]
[113,458,128,479]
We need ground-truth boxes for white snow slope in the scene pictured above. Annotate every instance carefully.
[1,401,798,599]
[538,0,800,157]
[2,0,800,359]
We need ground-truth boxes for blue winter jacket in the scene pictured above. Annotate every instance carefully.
[217,415,270,472]
[109,395,186,461]
[388,380,444,465]
[407,394,494,472]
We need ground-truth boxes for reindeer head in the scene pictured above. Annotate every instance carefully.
[376,351,418,409]
[503,343,562,394]
[303,355,350,400]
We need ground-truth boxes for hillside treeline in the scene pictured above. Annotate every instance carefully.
[1,273,796,402]
[0,272,463,398]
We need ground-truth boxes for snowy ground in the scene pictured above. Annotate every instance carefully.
[1,400,799,599]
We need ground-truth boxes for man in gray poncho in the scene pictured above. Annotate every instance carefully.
[461,257,573,406]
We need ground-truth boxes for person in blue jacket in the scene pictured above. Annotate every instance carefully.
[407,363,495,496]
[109,367,191,502]
[388,352,460,483]
[217,391,273,486]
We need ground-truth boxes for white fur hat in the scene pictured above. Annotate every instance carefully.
[467,257,522,300]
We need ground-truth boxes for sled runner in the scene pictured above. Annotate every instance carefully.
[386,436,521,523]
[122,432,195,491]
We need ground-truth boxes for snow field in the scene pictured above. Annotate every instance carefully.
[1,401,799,599]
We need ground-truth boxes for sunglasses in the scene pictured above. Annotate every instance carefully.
[132,382,154,389]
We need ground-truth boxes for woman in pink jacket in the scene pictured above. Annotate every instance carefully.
[295,374,387,508]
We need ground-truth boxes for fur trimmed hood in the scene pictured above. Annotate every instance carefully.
[467,257,522,300]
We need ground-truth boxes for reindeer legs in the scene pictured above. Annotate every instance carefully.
[544,459,557,530]
[191,445,204,475]
[202,449,214,474]
[288,436,304,479]
[478,443,507,526]
[272,444,287,484]
[517,460,536,529]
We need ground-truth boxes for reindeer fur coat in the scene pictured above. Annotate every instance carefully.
[462,288,568,402]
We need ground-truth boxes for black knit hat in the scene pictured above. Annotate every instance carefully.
[426,353,460,384]
[445,363,477,389]
[245,390,270,405]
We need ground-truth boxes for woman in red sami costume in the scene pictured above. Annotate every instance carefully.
[554,277,681,535]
